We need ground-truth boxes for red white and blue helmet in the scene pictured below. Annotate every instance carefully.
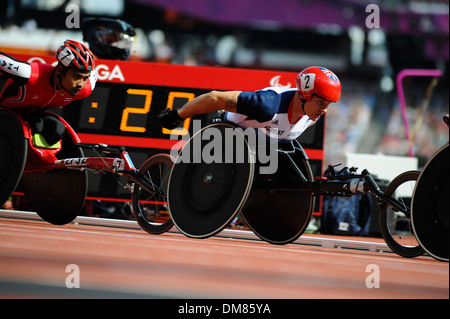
[295,66,341,102]
[56,39,95,71]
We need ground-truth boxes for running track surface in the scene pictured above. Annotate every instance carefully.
[0,211,448,299]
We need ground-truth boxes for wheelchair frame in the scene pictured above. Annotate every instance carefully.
[2,109,447,261]
[0,108,174,233]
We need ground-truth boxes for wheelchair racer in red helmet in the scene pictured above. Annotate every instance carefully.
[1,39,96,114]
[0,39,97,145]
[158,66,341,144]
[296,66,341,109]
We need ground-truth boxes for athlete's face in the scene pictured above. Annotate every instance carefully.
[304,95,332,121]
[59,68,91,96]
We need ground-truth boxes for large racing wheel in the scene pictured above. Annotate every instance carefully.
[411,143,449,262]
[241,141,315,244]
[168,123,255,238]
[0,109,28,207]
[21,116,87,225]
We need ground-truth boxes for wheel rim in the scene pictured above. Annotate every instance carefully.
[0,110,27,206]
[168,123,255,238]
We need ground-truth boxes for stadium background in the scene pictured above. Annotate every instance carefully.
[1,2,449,300]
[1,1,448,220]
[1,0,448,166]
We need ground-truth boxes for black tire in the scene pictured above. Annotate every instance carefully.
[168,123,255,238]
[412,143,449,262]
[379,171,425,258]
[241,143,315,245]
[132,154,174,234]
[21,119,87,225]
[0,110,27,207]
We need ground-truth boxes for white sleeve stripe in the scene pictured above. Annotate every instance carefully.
[0,55,32,79]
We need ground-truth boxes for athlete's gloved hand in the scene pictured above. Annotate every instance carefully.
[158,108,183,129]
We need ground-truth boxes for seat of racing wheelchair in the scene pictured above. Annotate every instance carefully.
[26,115,66,147]
[31,133,61,149]
[167,122,315,244]
[0,108,87,225]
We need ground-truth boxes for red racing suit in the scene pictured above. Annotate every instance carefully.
[0,51,96,115]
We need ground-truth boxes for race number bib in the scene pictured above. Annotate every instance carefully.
[57,47,75,67]
[300,73,315,92]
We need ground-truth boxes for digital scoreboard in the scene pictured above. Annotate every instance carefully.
[15,54,325,203]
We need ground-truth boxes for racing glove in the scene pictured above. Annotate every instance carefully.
[158,108,183,129]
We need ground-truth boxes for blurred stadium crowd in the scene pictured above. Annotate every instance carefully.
[1,0,448,167]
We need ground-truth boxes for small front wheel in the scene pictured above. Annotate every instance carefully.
[379,171,425,258]
[132,154,174,234]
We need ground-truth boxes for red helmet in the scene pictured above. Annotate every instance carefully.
[295,66,341,102]
[56,39,95,71]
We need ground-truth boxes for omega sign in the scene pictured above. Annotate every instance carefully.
[95,64,125,81]
[26,57,124,82]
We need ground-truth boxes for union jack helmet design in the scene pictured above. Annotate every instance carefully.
[295,66,341,102]
[56,39,95,71]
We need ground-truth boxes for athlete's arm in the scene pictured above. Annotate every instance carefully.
[0,51,32,84]
[158,90,241,129]
[178,90,241,119]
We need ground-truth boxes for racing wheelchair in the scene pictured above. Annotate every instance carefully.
[1,107,447,261]
[0,108,174,234]
[166,121,448,261]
